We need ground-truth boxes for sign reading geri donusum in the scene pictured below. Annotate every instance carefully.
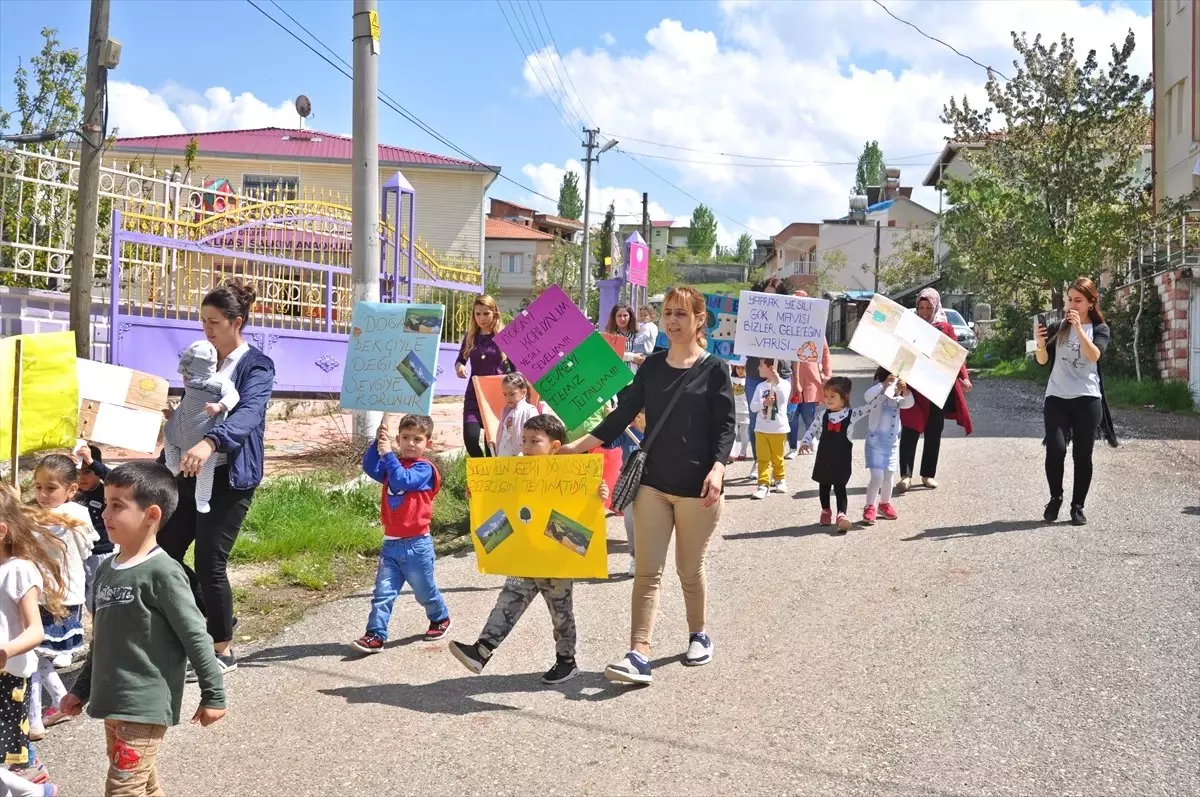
[733,290,830,361]
[340,301,444,414]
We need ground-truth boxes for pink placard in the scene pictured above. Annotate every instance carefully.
[627,241,649,287]
[495,284,594,382]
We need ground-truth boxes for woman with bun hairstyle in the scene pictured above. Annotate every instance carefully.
[157,279,275,676]
[455,295,514,457]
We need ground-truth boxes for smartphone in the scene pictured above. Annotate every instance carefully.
[1036,313,1047,330]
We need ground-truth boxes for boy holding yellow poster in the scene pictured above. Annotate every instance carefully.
[450,415,609,685]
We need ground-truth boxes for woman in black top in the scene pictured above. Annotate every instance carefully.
[561,286,736,686]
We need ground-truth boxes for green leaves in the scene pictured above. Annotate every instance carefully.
[854,141,886,195]
[687,204,718,258]
[556,171,583,221]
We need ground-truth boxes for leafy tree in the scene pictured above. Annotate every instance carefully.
[594,201,616,278]
[939,31,1151,308]
[0,28,85,144]
[735,232,754,264]
[647,254,681,295]
[853,141,886,195]
[556,171,583,220]
[687,204,718,258]
[531,239,582,305]
[878,229,939,291]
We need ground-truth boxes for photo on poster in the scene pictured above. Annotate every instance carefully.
[476,508,515,554]
[396,351,434,396]
[404,310,443,336]
[544,510,593,556]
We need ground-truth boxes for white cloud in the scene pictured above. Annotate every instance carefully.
[600,32,616,46]
[108,81,298,138]
[518,1,1150,232]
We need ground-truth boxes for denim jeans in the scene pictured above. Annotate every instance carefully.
[366,536,449,639]
[791,402,818,449]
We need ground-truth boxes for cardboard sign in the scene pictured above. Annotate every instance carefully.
[533,332,633,432]
[494,285,593,383]
[470,375,542,451]
[75,360,170,453]
[467,454,608,579]
[340,302,444,414]
[849,294,967,408]
[0,332,79,458]
[627,240,649,287]
[733,291,830,361]
[654,291,741,361]
[600,332,626,358]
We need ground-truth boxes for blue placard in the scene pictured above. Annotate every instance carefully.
[340,302,444,414]
[653,292,739,361]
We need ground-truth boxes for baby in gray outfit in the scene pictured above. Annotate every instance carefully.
[165,340,240,513]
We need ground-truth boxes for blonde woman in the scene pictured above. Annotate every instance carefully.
[562,286,736,685]
[454,295,514,457]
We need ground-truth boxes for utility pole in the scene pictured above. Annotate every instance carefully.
[351,0,381,441]
[69,0,112,358]
[873,218,882,294]
[579,127,598,314]
[640,191,649,306]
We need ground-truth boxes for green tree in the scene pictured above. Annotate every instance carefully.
[878,229,940,291]
[735,232,754,264]
[647,254,681,295]
[0,28,85,143]
[531,239,582,305]
[853,141,886,195]
[939,31,1151,308]
[592,201,617,278]
[687,204,718,258]
[556,171,583,220]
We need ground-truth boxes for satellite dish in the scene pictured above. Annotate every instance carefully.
[295,95,312,118]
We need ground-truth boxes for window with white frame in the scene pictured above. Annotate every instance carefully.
[242,174,299,200]
[501,253,523,274]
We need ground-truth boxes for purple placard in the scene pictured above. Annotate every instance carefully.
[494,285,594,382]
[627,241,648,287]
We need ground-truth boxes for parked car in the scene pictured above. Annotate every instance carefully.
[904,306,978,352]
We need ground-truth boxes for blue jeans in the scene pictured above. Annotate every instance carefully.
[746,374,765,458]
[366,536,448,639]
[791,402,818,449]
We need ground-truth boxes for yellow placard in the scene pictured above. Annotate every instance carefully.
[0,332,80,457]
[368,10,380,54]
[467,454,608,579]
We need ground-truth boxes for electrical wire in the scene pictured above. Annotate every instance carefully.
[870,0,1010,81]
[618,148,938,169]
[602,131,941,165]
[533,0,595,128]
[510,0,587,128]
[495,0,580,136]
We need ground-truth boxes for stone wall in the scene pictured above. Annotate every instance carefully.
[1113,268,1192,382]
[0,287,111,361]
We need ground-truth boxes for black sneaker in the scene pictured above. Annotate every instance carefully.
[541,656,580,685]
[1044,496,1063,522]
[448,640,491,674]
[1070,505,1087,526]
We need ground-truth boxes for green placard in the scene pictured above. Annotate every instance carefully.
[534,332,633,432]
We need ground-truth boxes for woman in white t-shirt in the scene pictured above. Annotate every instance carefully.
[0,484,70,781]
[1034,277,1112,527]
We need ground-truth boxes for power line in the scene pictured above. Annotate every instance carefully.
[618,149,938,169]
[495,0,579,135]
[533,0,594,128]
[870,0,1010,81]
[252,0,563,206]
[515,0,588,127]
[603,130,941,165]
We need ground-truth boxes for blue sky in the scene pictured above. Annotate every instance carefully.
[0,0,1153,241]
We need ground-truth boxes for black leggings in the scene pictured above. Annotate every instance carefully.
[1044,395,1102,508]
[158,466,255,644]
[463,421,486,458]
[819,482,848,514]
[899,403,946,479]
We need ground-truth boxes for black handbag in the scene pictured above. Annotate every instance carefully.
[610,354,710,512]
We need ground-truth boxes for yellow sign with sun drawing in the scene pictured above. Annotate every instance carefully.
[466,454,608,579]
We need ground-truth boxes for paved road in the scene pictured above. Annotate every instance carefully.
[47,352,1199,795]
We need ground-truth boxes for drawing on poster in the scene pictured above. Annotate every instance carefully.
[341,302,443,414]
[848,293,967,408]
[733,291,830,360]
[544,510,593,556]
[475,508,515,554]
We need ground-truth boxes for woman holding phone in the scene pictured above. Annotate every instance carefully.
[1034,277,1111,526]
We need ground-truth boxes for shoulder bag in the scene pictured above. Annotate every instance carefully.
[610,353,711,512]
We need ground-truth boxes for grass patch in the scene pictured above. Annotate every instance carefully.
[976,355,1196,413]
[278,552,336,590]
[690,281,749,296]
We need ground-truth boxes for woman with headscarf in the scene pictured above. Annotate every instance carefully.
[896,288,973,492]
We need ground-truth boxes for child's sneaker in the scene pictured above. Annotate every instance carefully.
[351,633,385,654]
[878,502,898,520]
[542,655,580,684]
[784,449,798,460]
[425,617,452,641]
[835,513,852,533]
[27,722,46,742]
[684,632,714,666]
[42,707,71,728]
[752,485,769,500]
[12,758,49,784]
[771,479,788,494]
[448,640,492,674]
[819,508,833,526]
[605,650,652,685]
[863,504,877,525]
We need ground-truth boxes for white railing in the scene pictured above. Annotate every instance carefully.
[1116,210,1200,286]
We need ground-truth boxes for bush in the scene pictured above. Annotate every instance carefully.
[1101,281,1164,382]
[1103,379,1195,412]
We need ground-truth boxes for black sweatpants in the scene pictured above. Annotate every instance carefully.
[819,482,849,514]
[900,403,946,479]
[1043,395,1102,508]
[158,465,255,644]
[463,421,487,458]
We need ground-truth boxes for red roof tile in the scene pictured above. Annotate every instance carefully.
[486,218,554,240]
[111,127,496,171]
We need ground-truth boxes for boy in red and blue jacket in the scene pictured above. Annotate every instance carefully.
[351,414,451,654]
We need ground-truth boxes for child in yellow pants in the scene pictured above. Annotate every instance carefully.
[749,358,791,500]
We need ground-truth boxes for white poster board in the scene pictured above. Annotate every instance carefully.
[76,359,169,453]
[848,294,967,408]
[733,291,830,361]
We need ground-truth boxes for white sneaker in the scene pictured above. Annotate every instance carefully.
[684,632,714,666]
[51,652,72,669]
[784,449,798,460]
[772,480,788,494]
[752,485,769,500]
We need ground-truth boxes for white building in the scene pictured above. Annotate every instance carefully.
[816,196,941,293]
[1152,0,1200,209]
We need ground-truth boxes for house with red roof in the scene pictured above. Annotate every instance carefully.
[483,216,555,311]
[109,126,501,268]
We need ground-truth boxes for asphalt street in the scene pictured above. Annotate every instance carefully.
[46,352,1200,795]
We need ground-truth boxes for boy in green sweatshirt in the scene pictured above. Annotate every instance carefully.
[61,461,226,795]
